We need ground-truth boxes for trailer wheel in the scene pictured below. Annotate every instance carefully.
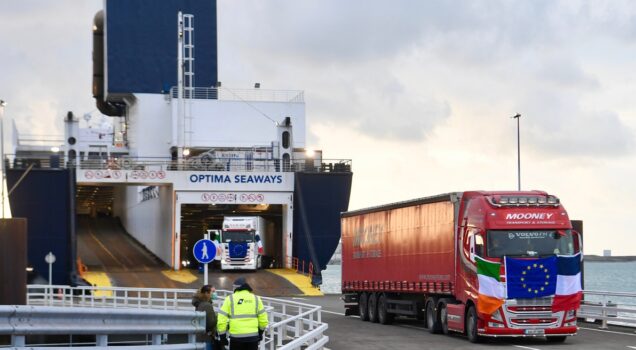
[377,294,394,325]
[368,293,379,323]
[466,305,481,343]
[426,300,442,334]
[359,293,369,321]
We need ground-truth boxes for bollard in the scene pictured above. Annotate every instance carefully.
[600,301,608,329]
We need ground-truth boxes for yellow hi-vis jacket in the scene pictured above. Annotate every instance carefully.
[217,290,268,339]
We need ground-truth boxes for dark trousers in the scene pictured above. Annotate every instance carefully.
[229,340,258,350]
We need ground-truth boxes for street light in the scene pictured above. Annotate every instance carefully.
[511,113,521,191]
[0,100,6,218]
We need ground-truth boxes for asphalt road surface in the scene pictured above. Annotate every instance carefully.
[288,294,636,350]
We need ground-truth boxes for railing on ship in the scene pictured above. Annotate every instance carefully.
[13,285,328,350]
[5,154,352,174]
[169,86,305,103]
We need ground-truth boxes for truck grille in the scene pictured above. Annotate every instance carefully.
[509,296,552,307]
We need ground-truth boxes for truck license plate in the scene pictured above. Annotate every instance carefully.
[525,329,545,335]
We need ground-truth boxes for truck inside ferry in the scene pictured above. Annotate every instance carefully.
[179,203,284,270]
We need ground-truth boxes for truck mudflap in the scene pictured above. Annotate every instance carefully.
[479,326,578,337]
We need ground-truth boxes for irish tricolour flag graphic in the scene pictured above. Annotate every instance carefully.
[476,256,505,315]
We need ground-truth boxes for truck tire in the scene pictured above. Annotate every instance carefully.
[439,302,449,335]
[359,293,369,321]
[377,294,394,325]
[368,293,379,323]
[546,336,567,343]
[466,305,481,343]
[426,300,442,334]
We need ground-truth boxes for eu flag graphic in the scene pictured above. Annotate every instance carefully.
[505,256,557,299]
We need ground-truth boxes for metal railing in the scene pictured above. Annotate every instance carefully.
[24,285,329,350]
[579,290,636,329]
[0,304,205,348]
[169,87,305,103]
[6,155,352,174]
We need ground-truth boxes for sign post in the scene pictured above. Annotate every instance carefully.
[45,252,56,285]
[45,252,56,302]
[193,235,216,285]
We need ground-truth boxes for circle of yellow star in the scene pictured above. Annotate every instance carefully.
[527,266,531,270]
[528,288,532,292]
[533,264,537,268]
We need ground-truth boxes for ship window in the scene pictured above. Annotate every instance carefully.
[282,131,290,149]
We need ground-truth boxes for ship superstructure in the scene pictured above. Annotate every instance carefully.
[6,0,352,284]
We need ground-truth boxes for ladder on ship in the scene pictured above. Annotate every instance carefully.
[182,14,195,149]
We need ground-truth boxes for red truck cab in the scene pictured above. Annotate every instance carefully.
[454,191,581,341]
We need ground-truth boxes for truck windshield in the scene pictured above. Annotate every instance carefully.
[487,230,575,258]
[221,231,255,243]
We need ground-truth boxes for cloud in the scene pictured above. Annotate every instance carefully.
[520,92,634,158]
[0,1,101,135]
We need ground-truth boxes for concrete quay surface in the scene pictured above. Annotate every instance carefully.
[287,294,636,350]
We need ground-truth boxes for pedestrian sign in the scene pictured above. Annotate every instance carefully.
[193,239,216,264]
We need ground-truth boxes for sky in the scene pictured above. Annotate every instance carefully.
[1,1,636,255]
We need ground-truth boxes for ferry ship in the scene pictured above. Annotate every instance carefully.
[5,0,352,286]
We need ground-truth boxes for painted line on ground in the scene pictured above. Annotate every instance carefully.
[321,310,347,316]
[625,346,636,349]
[579,326,636,337]
[513,346,541,350]
[321,310,427,331]
[89,228,126,269]
[292,297,308,301]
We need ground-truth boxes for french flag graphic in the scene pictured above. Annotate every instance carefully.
[552,253,583,312]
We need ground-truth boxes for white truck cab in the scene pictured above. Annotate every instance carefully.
[219,216,266,270]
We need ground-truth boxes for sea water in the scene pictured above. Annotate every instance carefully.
[320,261,636,299]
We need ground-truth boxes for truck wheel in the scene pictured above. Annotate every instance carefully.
[546,336,567,343]
[426,300,442,334]
[440,302,449,335]
[368,293,379,323]
[466,305,481,343]
[359,293,369,321]
[377,294,394,325]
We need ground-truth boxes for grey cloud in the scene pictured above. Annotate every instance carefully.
[534,58,599,90]
[222,0,565,64]
[520,93,633,157]
[0,1,101,134]
[309,74,451,142]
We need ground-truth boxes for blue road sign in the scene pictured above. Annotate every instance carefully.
[193,239,216,264]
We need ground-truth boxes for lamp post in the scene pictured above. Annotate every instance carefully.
[512,113,521,191]
[0,99,6,218]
